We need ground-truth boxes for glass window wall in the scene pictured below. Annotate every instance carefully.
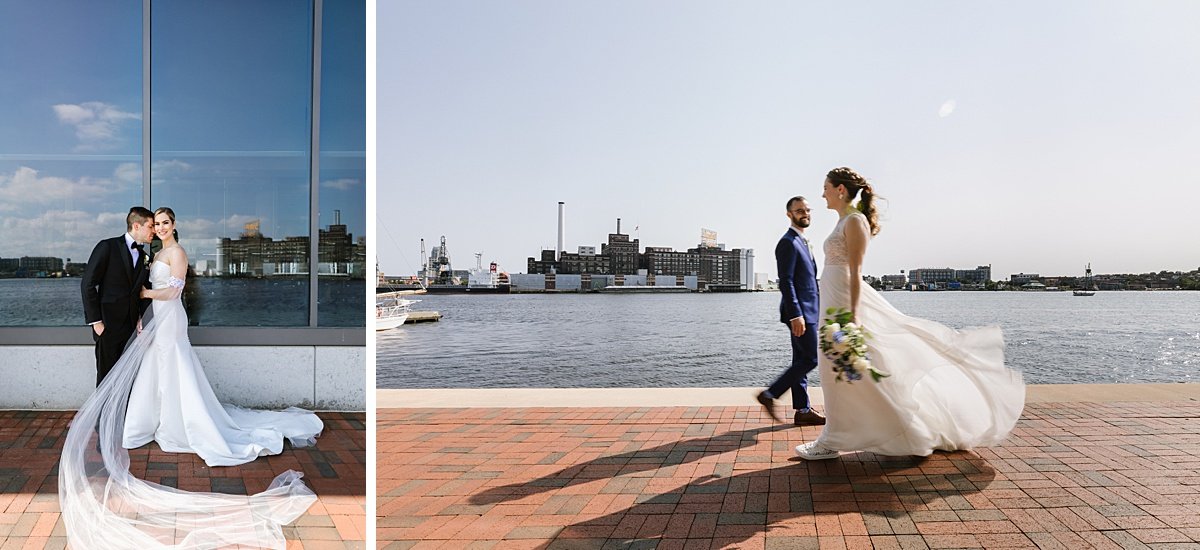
[0,0,365,332]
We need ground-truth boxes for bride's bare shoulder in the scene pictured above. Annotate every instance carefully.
[844,212,870,234]
[159,245,188,263]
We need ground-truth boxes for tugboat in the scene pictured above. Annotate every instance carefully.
[1073,263,1097,296]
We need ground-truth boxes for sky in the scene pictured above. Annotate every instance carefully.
[0,0,365,264]
[378,0,1200,280]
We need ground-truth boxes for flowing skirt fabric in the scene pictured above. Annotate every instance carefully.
[815,266,1025,456]
[123,298,323,467]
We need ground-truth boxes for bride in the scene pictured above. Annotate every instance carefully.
[794,168,1025,460]
[59,207,325,549]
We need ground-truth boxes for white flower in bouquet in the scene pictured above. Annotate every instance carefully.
[853,356,870,372]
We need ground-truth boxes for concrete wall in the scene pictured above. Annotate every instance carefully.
[509,273,546,289]
[0,345,364,410]
[554,274,581,291]
[623,275,647,286]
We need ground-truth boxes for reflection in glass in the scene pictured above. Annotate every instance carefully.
[318,0,367,327]
[150,0,313,326]
[1,0,365,329]
[0,1,142,326]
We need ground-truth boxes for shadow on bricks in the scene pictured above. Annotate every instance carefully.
[539,453,998,548]
[469,424,793,506]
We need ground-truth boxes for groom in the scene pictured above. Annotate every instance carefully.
[82,206,155,386]
[757,196,825,426]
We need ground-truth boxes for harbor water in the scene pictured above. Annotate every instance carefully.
[1,277,364,327]
[378,291,1200,388]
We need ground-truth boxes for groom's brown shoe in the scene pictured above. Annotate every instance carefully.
[756,391,781,423]
[795,410,826,426]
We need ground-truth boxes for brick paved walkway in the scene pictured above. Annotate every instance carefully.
[378,402,1200,549]
[0,410,365,549]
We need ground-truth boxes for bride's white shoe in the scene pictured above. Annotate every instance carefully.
[794,441,839,460]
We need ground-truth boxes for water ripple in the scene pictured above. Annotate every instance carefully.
[378,291,1200,388]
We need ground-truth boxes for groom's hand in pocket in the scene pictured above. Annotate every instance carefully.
[790,317,805,337]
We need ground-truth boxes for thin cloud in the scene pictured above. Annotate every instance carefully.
[0,166,128,212]
[114,162,142,185]
[52,101,140,151]
[0,209,128,261]
[149,159,192,184]
[321,178,361,191]
[176,214,267,241]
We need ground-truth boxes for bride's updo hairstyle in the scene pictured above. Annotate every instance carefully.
[827,167,881,236]
[154,207,179,242]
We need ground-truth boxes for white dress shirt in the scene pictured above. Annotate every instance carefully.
[125,233,140,268]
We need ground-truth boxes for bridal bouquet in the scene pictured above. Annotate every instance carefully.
[819,308,889,383]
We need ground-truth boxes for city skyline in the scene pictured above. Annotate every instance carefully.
[379,1,1200,280]
[388,213,1196,281]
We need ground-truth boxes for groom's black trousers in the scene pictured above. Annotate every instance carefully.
[94,322,135,386]
[767,324,820,410]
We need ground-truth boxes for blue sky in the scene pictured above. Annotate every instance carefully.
[0,0,364,264]
[378,1,1200,279]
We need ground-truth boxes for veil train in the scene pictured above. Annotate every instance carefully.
[59,313,316,549]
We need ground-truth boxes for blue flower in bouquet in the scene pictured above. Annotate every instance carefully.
[818,307,890,383]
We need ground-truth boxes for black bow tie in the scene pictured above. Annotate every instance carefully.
[132,243,144,253]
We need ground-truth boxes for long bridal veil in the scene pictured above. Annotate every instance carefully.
[59,312,316,549]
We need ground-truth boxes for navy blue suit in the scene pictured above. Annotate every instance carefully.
[767,227,820,410]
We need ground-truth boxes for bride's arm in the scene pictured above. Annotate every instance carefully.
[844,214,870,321]
[140,248,188,301]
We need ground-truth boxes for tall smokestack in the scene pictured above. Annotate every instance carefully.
[617,218,621,234]
[557,202,565,261]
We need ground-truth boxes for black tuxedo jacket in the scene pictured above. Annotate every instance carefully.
[81,235,153,330]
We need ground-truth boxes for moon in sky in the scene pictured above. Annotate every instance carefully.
[939,100,957,118]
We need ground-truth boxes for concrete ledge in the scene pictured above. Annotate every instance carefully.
[376,383,1200,408]
[1,345,365,410]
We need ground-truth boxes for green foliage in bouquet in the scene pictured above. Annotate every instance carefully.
[818,307,890,383]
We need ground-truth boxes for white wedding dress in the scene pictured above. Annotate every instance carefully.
[60,258,324,549]
[814,212,1025,456]
[123,260,324,466]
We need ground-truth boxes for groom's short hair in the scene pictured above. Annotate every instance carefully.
[126,207,154,230]
[786,196,807,210]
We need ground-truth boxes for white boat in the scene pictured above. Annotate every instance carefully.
[377,294,417,331]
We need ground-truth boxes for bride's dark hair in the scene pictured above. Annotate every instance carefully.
[154,207,179,242]
[827,167,881,236]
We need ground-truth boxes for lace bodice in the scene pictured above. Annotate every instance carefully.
[823,212,865,266]
[149,261,186,290]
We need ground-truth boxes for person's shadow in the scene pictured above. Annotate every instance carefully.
[469,425,792,506]
[534,451,997,548]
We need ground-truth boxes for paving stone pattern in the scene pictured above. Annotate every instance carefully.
[378,403,1200,549]
[0,410,365,549]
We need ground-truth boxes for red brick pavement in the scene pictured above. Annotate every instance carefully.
[0,410,365,549]
[377,403,1200,549]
